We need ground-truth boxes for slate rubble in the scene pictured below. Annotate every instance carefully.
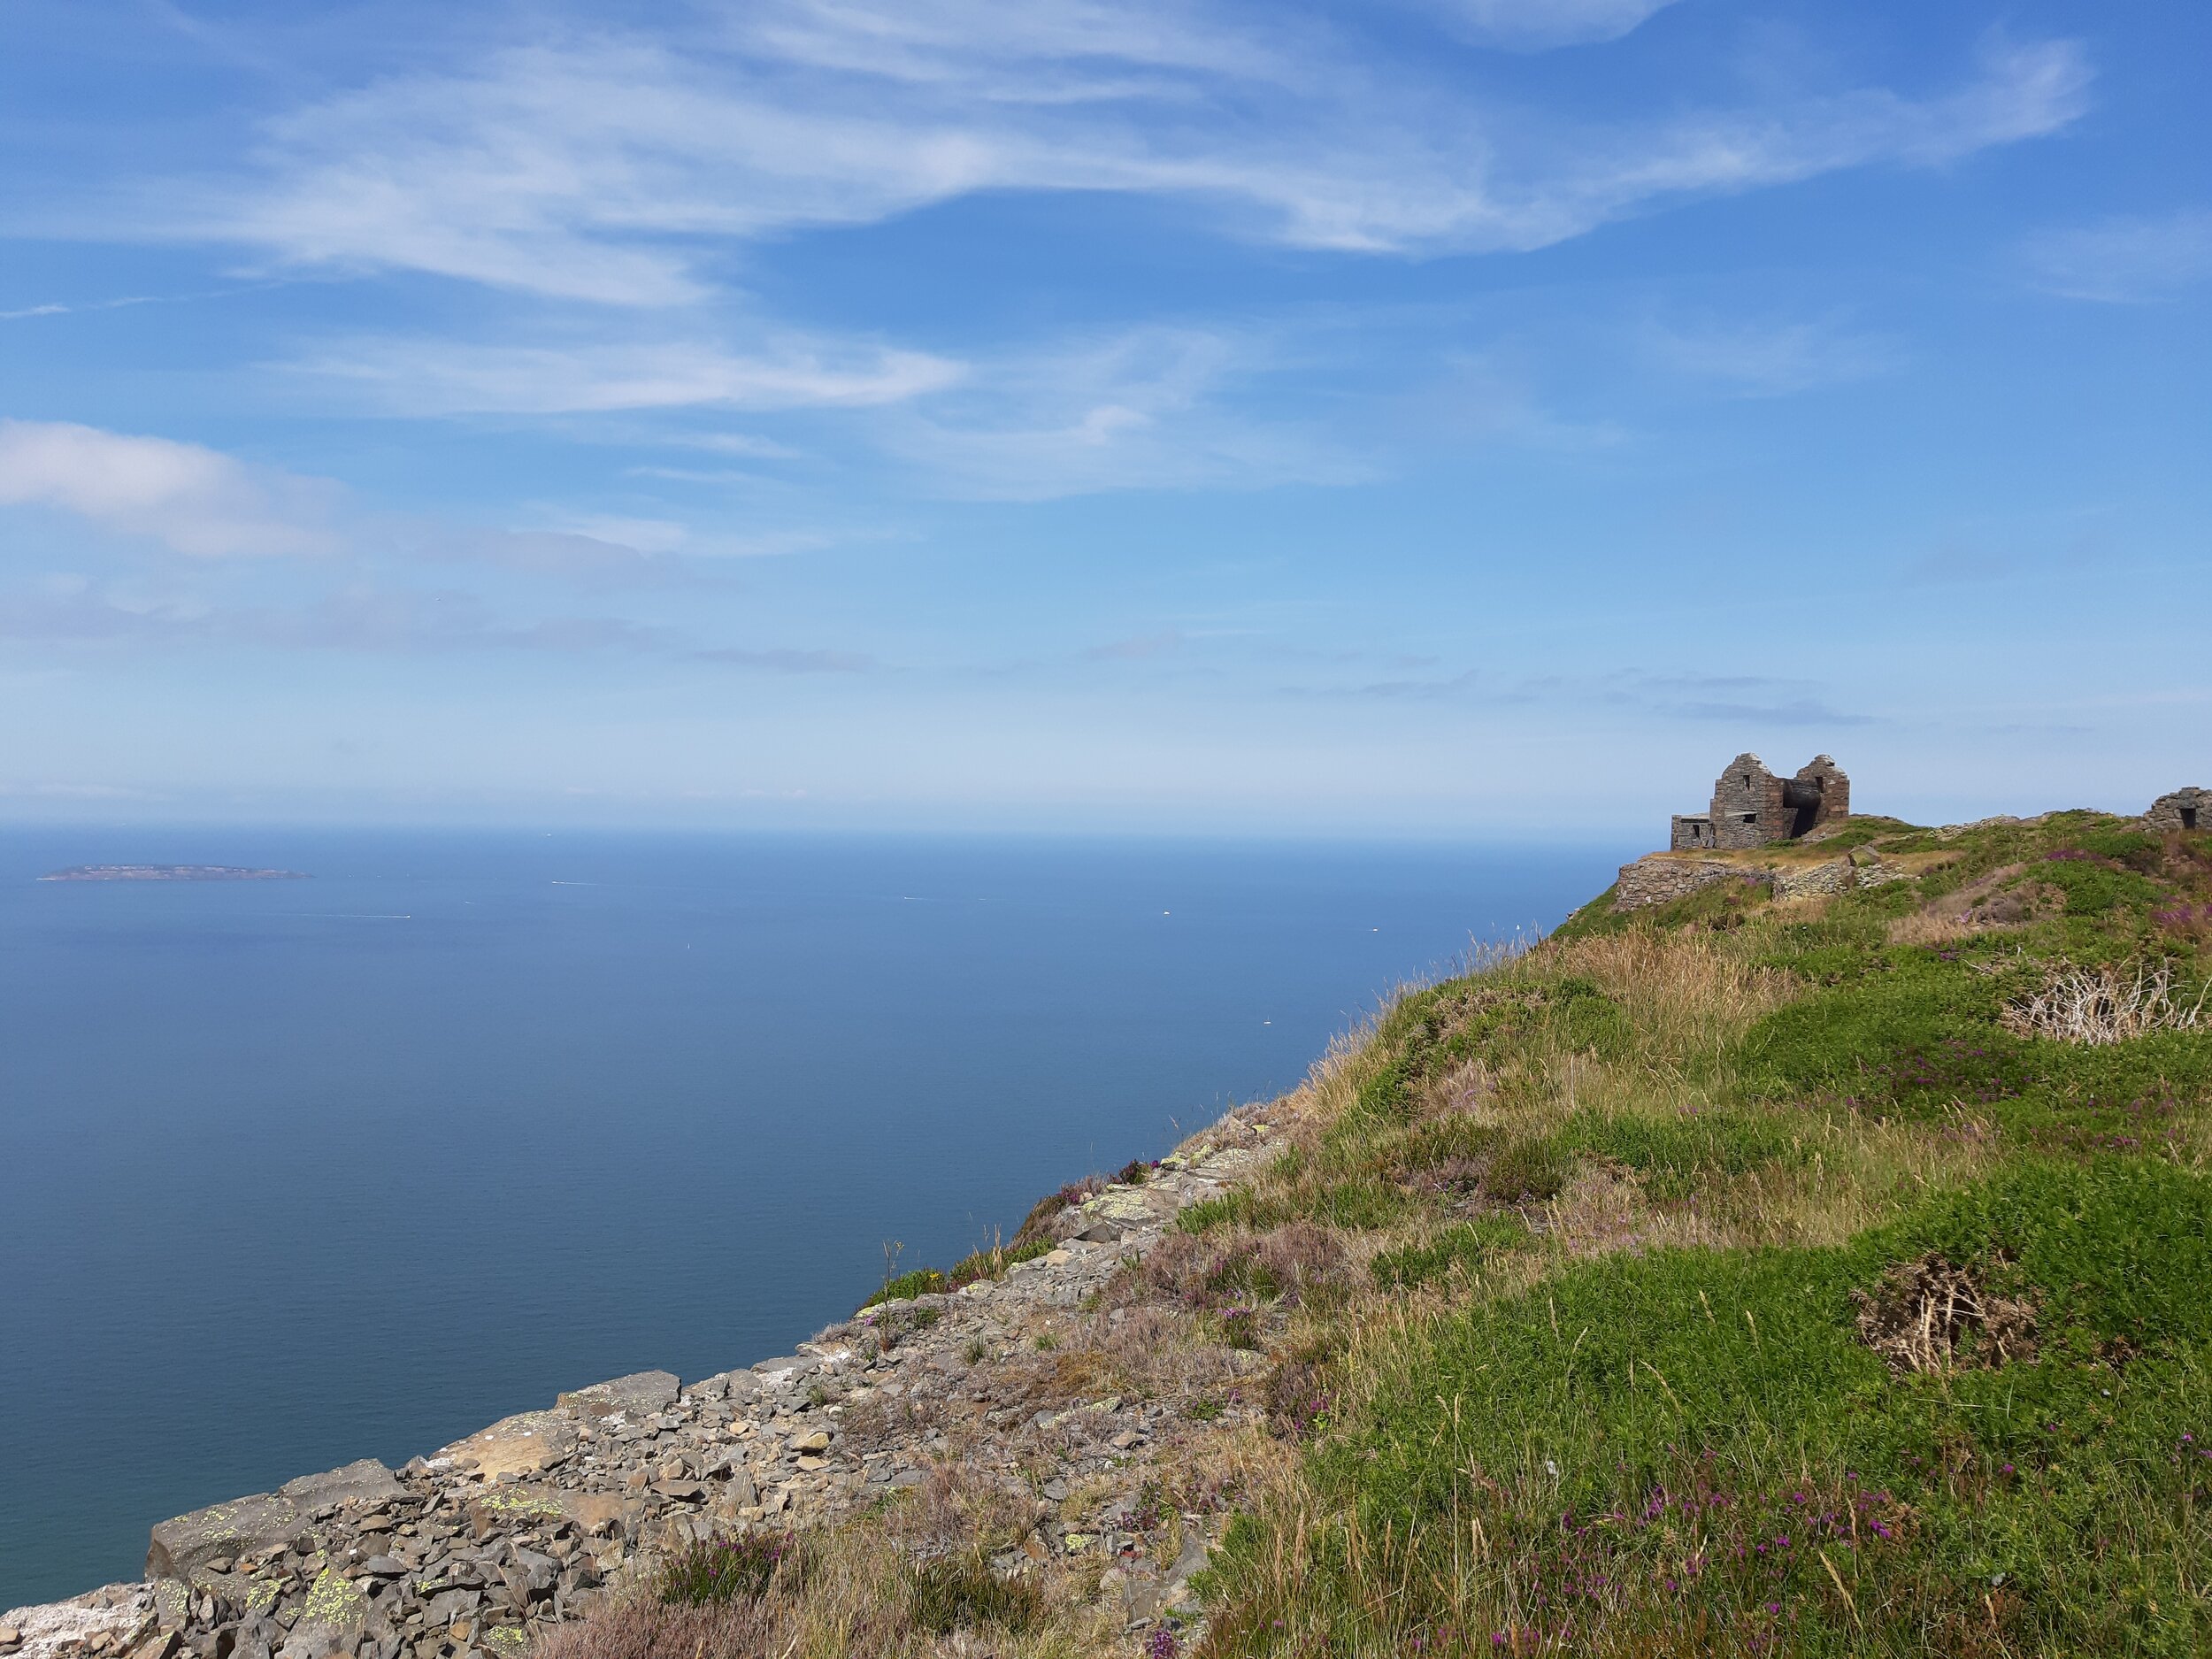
[4,1115,1279,1659]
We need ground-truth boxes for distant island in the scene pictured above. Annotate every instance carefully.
[37,864,309,882]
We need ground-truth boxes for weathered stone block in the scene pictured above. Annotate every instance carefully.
[434,1411,578,1479]
[278,1460,403,1513]
[682,1370,762,1405]
[1772,859,1854,901]
[276,1571,365,1659]
[554,1371,680,1420]
[748,1356,815,1386]
[147,1494,305,1582]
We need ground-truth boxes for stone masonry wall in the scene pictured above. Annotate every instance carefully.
[2146,787,2210,835]
[0,1118,1289,1659]
[1616,849,1904,912]
[1709,755,1791,851]
[1613,855,1769,912]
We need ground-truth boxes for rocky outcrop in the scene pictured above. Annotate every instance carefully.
[1,1120,1280,1659]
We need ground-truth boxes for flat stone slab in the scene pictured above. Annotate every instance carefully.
[146,1459,399,1580]
[1081,1187,1161,1225]
[278,1459,403,1512]
[680,1369,762,1405]
[147,1492,306,1581]
[554,1371,680,1420]
[434,1412,579,1479]
[748,1356,816,1386]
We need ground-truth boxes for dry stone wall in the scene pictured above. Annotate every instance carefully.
[1613,855,1768,912]
[2146,787,2209,835]
[1616,849,1906,911]
[1,1119,1286,1659]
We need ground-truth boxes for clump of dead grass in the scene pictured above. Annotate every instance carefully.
[2002,959,2209,1044]
[1851,1252,2039,1373]
[886,1463,1041,1559]
[534,1597,783,1659]
[1134,1222,1351,1311]
[541,1514,1113,1659]
[1541,928,1795,1068]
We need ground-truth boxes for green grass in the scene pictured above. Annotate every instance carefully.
[905,1554,1042,1635]
[860,1239,1053,1310]
[658,1532,806,1604]
[1555,1107,1816,1199]
[1371,1215,1531,1290]
[1194,810,2212,1657]
[864,1267,949,1307]
[1263,1160,2212,1655]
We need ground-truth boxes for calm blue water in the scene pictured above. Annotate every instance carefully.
[0,829,1625,1609]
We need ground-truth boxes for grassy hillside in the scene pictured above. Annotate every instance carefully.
[1195,810,2212,1656]
[558,809,2211,1659]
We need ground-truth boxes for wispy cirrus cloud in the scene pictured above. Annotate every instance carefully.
[879,325,1374,499]
[290,334,964,415]
[0,419,841,579]
[0,419,341,558]
[177,13,2090,304]
[2022,207,2212,303]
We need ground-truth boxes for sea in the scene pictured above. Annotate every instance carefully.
[0,827,1631,1610]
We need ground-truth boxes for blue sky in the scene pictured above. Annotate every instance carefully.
[1,0,2206,833]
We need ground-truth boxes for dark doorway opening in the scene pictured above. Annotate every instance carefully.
[2185,806,2200,831]
[1781,779,1824,839]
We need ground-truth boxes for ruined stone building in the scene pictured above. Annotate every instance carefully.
[1671,754,1849,851]
[2147,786,2208,833]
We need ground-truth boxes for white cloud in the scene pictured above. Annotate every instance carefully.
[0,419,339,557]
[188,18,2090,303]
[688,432,806,460]
[293,334,964,414]
[878,326,1372,499]
[2023,207,2212,303]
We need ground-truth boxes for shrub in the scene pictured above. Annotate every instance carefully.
[1140,1224,1349,1310]
[905,1554,1041,1635]
[535,1599,774,1659]
[658,1532,805,1606]
[1479,1135,1571,1202]
[2002,960,2210,1045]
[1558,1109,1812,1200]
